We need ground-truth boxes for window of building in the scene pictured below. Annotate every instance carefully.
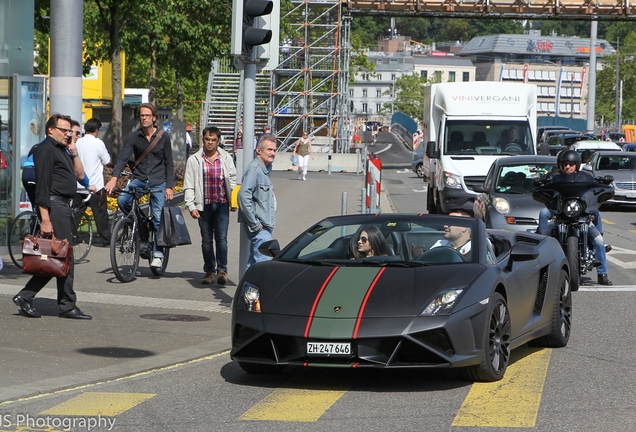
[362,89,367,97]
[350,101,354,112]
[349,89,354,97]
[463,72,470,82]
[377,74,382,80]
[434,71,442,82]
[376,103,381,113]
[391,73,396,80]
[448,71,456,82]
[362,103,368,113]
[421,70,428,80]
[376,89,382,97]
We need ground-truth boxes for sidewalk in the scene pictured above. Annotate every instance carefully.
[0,170,393,402]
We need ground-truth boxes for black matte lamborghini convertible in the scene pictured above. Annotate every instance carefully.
[231,214,572,382]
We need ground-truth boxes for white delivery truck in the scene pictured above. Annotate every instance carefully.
[423,81,537,214]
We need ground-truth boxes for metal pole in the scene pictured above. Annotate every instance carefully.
[50,0,83,123]
[615,37,620,131]
[328,147,332,175]
[586,20,598,135]
[361,188,366,214]
[341,192,347,215]
[239,62,257,280]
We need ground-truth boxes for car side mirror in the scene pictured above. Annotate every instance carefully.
[581,164,593,172]
[258,239,281,258]
[425,141,439,159]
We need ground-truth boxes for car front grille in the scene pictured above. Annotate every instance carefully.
[614,181,636,191]
[464,176,487,192]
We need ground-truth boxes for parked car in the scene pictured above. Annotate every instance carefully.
[570,140,622,158]
[584,151,636,205]
[537,126,572,143]
[411,144,424,178]
[621,143,636,152]
[231,213,571,382]
[473,155,558,231]
[547,133,594,147]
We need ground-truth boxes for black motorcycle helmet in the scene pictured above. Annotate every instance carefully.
[557,149,581,171]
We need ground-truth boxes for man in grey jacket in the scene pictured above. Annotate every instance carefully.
[184,126,237,285]
[238,133,277,269]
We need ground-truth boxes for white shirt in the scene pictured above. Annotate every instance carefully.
[186,132,192,148]
[76,134,111,190]
[431,239,472,256]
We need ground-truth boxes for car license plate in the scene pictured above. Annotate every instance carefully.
[307,342,351,356]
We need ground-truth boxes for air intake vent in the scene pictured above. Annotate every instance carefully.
[534,266,549,315]
[515,233,541,245]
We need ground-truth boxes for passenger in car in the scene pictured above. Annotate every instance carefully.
[353,225,388,259]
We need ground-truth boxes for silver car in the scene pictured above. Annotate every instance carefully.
[584,151,636,205]
[473,155,558,231]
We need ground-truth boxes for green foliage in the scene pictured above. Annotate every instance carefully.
[383,73,429,121]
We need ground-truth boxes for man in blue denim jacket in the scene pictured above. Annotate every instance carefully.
[238,133,277,268]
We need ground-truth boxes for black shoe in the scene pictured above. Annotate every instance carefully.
[59,307,92,320]
[12,295,41,318]
[598,274,613,286]
[605,244,612,253]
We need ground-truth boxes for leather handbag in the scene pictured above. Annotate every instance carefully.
[22,234,72,278]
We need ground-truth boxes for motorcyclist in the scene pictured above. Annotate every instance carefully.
[537,149,612,286]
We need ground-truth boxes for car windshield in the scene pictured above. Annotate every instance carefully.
[595,154,636,171]
[444,120,533,155]
[495,163,557,194]
[277,216,479,264]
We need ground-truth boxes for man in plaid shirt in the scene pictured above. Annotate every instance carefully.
[184,126,237,285]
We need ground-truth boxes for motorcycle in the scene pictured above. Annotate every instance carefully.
[532,176,614,291]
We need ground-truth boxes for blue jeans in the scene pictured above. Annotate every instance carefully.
[541,210,609,274]
[198,203,230,273]
[118,179,166,257]
[243,224,273,269]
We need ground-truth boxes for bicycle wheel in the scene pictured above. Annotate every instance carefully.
[110,217,140,282]
[72,211,93,263]
[8,211,39,268]
[149,243,170,276]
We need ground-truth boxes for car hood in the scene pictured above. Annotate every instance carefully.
[244,261,485,318]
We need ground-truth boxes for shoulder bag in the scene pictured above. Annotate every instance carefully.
[22,233,72,278]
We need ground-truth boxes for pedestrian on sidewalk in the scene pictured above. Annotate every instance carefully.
[184,126,237,285]
[238,133,277,269]
[292,130,314,181]
[13,114,92,320]
[75,118,112,246]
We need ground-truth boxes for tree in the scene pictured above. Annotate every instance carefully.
[383,73,430,121]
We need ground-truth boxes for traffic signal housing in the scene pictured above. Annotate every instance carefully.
[231,0,280,70]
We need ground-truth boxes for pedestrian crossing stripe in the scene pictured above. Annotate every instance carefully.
[240,388,348,422]
[452,346,551,427]
[40,392,155,416]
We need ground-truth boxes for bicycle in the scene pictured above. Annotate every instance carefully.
[110,185,170,282]
[7,192,93,268]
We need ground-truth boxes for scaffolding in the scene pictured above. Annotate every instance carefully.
[270,0,351,153]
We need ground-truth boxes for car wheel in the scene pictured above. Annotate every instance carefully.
[529,269,571,348]
[567,236,580,291]
[416,163,424,178]
[464,292,511,382]
[238,362,286,374]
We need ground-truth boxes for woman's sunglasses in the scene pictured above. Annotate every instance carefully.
[358,236,368,243]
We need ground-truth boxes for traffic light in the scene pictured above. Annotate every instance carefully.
[231,0,279,70]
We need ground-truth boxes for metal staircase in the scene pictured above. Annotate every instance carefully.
[200,58,270,148]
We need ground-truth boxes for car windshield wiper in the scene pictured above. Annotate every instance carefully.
[379,260,429,267]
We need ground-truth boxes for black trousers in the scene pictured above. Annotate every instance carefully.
[17,200,77,313]
[76,189,111,244]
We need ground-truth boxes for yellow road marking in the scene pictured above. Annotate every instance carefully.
[602,218,614,225]
[452,346,552,428]
[629,230,636,235]
[240,388,347,422]
[40,392,155,416]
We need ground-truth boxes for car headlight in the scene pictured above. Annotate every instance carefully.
[420,288,464,316]
[562,198,583,218]
[241,282,261,312]
[493,197,510,214]
[443,172,463,189]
